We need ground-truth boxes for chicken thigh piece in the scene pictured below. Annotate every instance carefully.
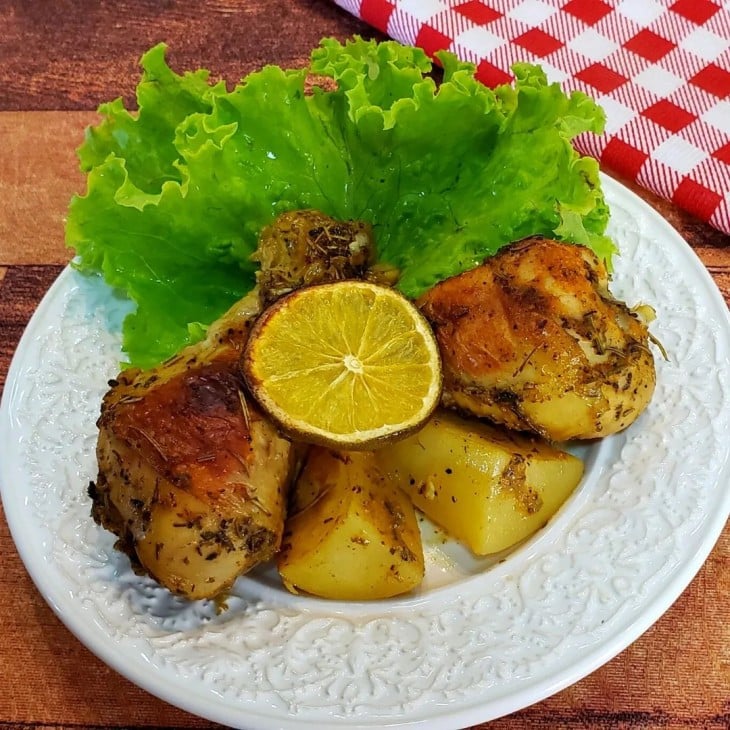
[417,237,656,442]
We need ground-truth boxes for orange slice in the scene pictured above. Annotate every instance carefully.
[242,281,442,449]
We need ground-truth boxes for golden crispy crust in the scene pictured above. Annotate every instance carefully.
[418,237,656,441]
[90,296,296,599]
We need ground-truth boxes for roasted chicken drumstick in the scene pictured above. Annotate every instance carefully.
[90,292,297,600]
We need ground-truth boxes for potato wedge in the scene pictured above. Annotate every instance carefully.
[374,410,584,555]
[277,448,424,600]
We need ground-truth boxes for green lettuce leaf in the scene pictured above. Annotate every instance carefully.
[66,37,612,368]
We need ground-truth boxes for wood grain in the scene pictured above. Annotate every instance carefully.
[0,2,728,729]
[0,111,98,265]
[0,0,376,112]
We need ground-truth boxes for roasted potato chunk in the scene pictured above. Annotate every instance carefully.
[278,448,425,600]
[374,410,584,555]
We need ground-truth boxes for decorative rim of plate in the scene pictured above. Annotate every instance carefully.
[1,175,729,730]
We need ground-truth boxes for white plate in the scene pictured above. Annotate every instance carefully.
[1,175,729,730]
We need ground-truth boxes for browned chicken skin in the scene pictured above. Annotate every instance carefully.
[91,293,298,600]
[418,237,656,441]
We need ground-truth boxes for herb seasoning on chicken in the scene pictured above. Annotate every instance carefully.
[253,209,396,307]
[418,237,657,441]
[90,292,298,600]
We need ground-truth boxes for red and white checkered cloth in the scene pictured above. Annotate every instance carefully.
[333,0,730,235]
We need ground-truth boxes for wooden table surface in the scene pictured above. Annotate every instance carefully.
[0,2,728,729]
